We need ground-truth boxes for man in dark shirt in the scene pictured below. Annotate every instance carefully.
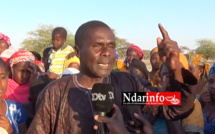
[27,21,196,134]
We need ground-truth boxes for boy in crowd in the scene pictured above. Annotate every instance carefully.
[43,27,74,79]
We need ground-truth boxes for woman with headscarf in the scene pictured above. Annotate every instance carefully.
[4,51,37,103]
[181,53,210,134]
[0,32,11,55]
[188,54,210,97]
[124,45,144,68]
[148,47,162,83]
[200,63,215,134]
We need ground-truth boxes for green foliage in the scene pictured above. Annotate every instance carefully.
[195,39,215,59]
[21,24,75,55]
[113,29,132,59]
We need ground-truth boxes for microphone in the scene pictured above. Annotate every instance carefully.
[91,83,114,134]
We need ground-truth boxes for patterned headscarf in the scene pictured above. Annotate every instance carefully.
[10,50,35,67]
[188,54,210,80]
[127,45,143,60]
[0,32,11,46]
[209,63,215,76]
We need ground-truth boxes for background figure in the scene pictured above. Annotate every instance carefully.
[44,27,74,80]
[0,32,11,55]
[200,63,215,134]
[112,49,127,72]
[0,48,17,78]
[0,58,27,134]
[188,53,210,97]
[30,51,45,73]
[125,44,143,68]
[148,47,161,82]
[4,51,37,103]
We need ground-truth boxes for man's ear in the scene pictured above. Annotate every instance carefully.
[75,45,80,58]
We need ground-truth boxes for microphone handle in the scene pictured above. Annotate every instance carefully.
[98,112,106,134]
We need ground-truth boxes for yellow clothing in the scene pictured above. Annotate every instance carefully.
[63,55,80,70]
[48,45,74,75]
[182,99,204,134]
[188,53,210,81]
[112,60,127,72]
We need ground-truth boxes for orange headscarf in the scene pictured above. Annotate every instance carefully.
[188,54,210,80]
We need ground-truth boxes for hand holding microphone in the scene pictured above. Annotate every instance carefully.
[91,83,115,134]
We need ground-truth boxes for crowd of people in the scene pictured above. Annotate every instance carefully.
[0,20,214,134]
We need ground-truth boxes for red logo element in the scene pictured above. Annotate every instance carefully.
[146,92,181,105]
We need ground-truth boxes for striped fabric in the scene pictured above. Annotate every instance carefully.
[48,45,74,75]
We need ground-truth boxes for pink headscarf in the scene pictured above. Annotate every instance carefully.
[0,32,11,46]
[4,79,30,103]
[126,45,144,60]
[4,51,35,103]
[10,50,35,67]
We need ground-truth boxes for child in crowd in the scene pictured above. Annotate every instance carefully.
[0,58,27,134]
[43,27,74,79]
[4,51,37,103]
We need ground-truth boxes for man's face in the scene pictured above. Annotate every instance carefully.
[51,34,65,50]
[78,27,116,78]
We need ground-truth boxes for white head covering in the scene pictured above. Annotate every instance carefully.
[62,68,80,76]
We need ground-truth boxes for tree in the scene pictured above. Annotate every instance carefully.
[112,29,133,59]
[21,24,75,55]
[195,39,215,59]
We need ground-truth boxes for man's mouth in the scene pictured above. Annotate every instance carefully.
[98,63,109,67]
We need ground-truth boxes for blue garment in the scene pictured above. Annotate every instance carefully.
[142,114,168,134]
[203,109,215,134]
[5,100,26,134]
[209,63,215,76]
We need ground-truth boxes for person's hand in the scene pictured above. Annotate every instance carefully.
[157,24,183,83]
[94,104,130,134]
[199,90,210,107]
[42,72,59,80]
[0,115,13,134]
[133,113,155,134]
[28,63,38,83]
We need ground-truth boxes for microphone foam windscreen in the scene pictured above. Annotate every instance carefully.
[92,83,114,113]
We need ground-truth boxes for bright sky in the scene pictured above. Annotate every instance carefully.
[1,0,215,51]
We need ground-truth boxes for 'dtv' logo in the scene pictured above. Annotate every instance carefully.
[122,92,181,105]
